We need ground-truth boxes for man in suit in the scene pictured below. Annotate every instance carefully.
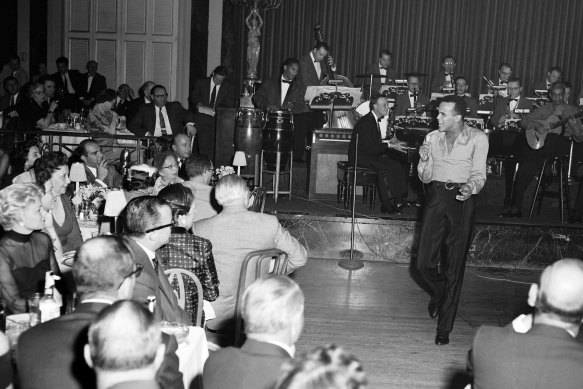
[80,60,107,108]
[16,236,183,389]
[348,95,408,213]
[482,62,513,96]
[454,76,478,117]
[121,196,191,325]
[364,49,397,98]
[189,66,235,161]
[52,56,83,112]
[532,66,562,95]
[394,74,430,116]
[203,276,305,389]
[76,139,123,188]
[491,77,533,126]
[0,76,24,129]
[128,84,196,138]
[467,258,583,389]
[112,83,133,117]
[193,175,308,345]
[0,55,28,97]
[86,301,166,389]
[171,132,192,180]
[430,55,458,93]
[125,81,155,123]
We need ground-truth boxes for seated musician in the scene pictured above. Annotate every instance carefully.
[252,57,304,114]
[564,81,573,104]
[430,55,459,93]
[531,66,562,95]
[348,95,408,214]
[453,76,478,117]
[491,77,533,126]
[364,49,396,98]
[501,82,583,218]
[482,62,513,96]
[394,74,430,116]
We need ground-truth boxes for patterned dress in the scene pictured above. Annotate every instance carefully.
[158,227,220,325]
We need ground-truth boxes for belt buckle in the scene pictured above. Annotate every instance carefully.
[444,180,456,190]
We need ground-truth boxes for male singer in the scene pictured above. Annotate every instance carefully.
[416,95,488,345]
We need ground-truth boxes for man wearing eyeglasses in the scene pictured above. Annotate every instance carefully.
[16,236,184,389]
[430,55,461,93]
[128,84,197,139]
[121,196,191,325]
[17,81,59,131]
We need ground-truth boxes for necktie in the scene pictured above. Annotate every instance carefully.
[152,255,159,273]
[376,117,382,138]
[210,85,217,108]
[10,95,15,106]
[159,108,167,136]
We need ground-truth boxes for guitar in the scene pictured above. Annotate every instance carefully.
[525,110,583,149]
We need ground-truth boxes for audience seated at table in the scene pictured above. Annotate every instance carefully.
[203,276,304,389]
[0,331,12,389]
[193,174,308,345]
[125,81,155,124]
[182,155,219,221]
[75,139,123,188]
[35,152,83,253]
[80,60,107,108]
[0,183,60,314]
[274,344,367,389]
[151,150,183,195]
[11,140,41,184]
[0,148,11,189]
[16,236,183,389]
[112,83,133,118]
[86,89,125,162]
[157,183,220,326]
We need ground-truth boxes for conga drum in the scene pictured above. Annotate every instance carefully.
[234,108,264,179]
[262,110,294,170]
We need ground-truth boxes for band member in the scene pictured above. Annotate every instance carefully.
[501,82,583,218]
[252,58,304,112]
[394,74,430,116]
[483,62,513,96]
[454,76,478,117]
[416,95,488,345]
[364,49,396,98]
[564,81,573,104]
[430,56,458,93]
[348,95,408,214]
[531,66,562,94]
[491,77,533,126]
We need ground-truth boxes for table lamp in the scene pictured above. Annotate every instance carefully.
[103,189,128,234]
[233,151,247,176]
[69,162,87,194]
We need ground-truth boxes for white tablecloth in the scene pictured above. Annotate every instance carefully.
[175,326,209,389]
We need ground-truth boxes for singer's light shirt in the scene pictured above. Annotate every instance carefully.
[417,124,488,194]
[311,52,322,80]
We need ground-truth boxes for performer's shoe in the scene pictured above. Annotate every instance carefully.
[428,299,440,319]
[498,210,522,218]
[435,331,450,346]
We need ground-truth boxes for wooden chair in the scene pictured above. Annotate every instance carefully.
[233,249,289,346]
[248,186,266,213]
[165,268,203,327]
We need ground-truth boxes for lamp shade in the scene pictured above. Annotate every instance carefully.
[233,151,247,167]
[69,163,87,182]
[103,189,128,217]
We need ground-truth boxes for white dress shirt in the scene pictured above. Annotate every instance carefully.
[63,72,76,94]
[154,105,173,136]
[281,77,291,105]
[509,97,519,112]
[310,52,322,80]
[87,75,94,93]
[135,241,157,270]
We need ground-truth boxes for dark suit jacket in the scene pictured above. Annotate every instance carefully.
[52,70,83,96]
[430,71,462,93]
[128,102,195,137]
[394,92,431,116]
[80,72,107,100]
[463,95,479,117]
[189,77,235,110]
[124,236,192,325]
[348,112,386,166]
[84,163,123,188]
[532,79,550,94]
[16,302,183,389]
[491,96,534,126]
[125,97,147,123]
[468,324,583,389]
[202,339,291,389]
[364,62,397,98]
[252,75,305,114]
[0,91,25,112]
[298,52,329,88]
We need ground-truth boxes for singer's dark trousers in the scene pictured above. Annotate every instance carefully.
[416,182,476,333]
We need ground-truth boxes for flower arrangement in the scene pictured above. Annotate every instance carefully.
[211,165,236,186]
[72,184,107,221]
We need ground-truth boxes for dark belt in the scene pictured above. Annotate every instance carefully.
[432,181,465,190]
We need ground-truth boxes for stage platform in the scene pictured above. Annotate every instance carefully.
[261,163,583,269]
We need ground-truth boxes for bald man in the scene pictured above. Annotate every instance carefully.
[467,258,583,389]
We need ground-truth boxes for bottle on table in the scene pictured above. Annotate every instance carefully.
[39,272,61,323]
[147,295,156,315]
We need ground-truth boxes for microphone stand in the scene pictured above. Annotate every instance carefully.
[339,133,364,270]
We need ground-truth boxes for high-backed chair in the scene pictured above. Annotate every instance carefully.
[165,268,204,327]
[233,249,289,346]
[248,186,266,213]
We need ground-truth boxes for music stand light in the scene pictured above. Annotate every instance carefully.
[233,151,247,176]
[103,189,127,234]
[69,162,87,194]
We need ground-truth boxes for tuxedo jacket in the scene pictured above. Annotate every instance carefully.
[491,96,534,126]
[0,91,25,113]
[189,77,235,110]
[298,52,329,88]
[531,79,551,94]
[203,339,291,389]
[51,70,83,96]
[128,101,195,137]
[463,95,479,117]
[252,75,305,114]
[364,62,397,98]
[80,72,107,100]
[16,302,183,389]
[394,92,431,116]
[468,324,583,389]
[124,236,192,325]
[348,112,387,166]
[430,71,463,93]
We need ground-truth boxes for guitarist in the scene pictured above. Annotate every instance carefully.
[501,82,583,218]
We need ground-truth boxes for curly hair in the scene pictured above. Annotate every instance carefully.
[34,152,68,186]
[0,183,43,229]
[11,139,40,175]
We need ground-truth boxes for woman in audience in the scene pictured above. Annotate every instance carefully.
[18,82,58,131]
[0,331,12,389]
[87,89,123,162]
[11,140,42,184]
[157,183,219,325]
[274,345,367,389]
[151,150,183,195]
[0,183,60,314]
[34,152,83,253]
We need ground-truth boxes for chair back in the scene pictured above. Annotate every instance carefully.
[233,249,288,346]
[164,268,204,327]
[248,186,266,213]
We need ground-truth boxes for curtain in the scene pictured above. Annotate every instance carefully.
[231,0,583,101]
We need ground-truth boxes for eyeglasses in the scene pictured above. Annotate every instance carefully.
[117,263,143,289]
[162,162,179,169]
[144,222,174,233]
[33,91,45,95]
[152,94,168,98]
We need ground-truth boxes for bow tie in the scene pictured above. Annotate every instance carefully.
[281,79,292,84]
[510,98,518,102]
[377,117,382,122]
[314,59,319,63]
[380,67,388,70]
[500,81,507,85]
[410,93,418,97]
